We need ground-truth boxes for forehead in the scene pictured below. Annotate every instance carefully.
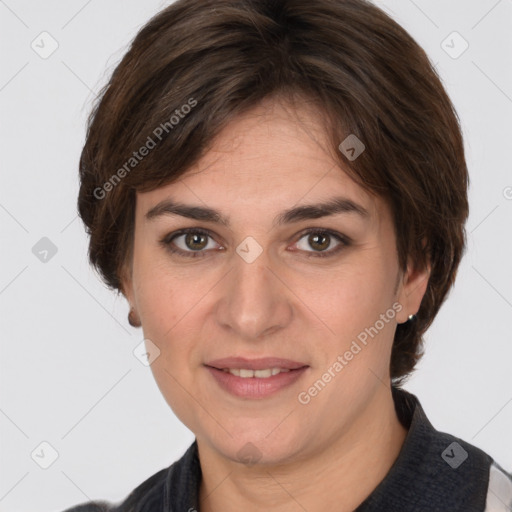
[136,98,383,223]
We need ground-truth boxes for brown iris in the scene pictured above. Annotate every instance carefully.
[185,232,208,251]
[308,233,330,252]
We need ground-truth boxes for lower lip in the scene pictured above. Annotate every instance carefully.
[205,366,309,399]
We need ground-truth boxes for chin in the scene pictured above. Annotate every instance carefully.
[201,421,307,467]
[224,439,297,467]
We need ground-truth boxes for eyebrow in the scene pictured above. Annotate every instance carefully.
[145,196,370,228]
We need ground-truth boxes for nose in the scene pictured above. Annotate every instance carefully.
[214,245,293,341]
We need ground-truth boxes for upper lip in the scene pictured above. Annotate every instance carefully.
[205,357,308,371]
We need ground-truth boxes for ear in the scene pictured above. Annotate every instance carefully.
[118,260,135,307]
[395,254,431,324]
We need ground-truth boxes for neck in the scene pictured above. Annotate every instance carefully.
[197,385,407,512]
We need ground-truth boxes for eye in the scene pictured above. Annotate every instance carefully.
[160,228,222,258]
[293,229,349,258]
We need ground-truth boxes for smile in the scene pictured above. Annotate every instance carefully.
[221,368,291,378]
[205,365,309,399]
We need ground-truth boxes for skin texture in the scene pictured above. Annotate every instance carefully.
[121,96,430,511]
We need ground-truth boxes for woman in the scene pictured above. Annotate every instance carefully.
[64,0,512,510]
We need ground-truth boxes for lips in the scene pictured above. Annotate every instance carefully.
[205,362,309,399]
[205,356,308,371]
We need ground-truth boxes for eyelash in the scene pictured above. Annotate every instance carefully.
[160,227,351,259]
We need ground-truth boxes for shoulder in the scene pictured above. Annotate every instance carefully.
[60,441,200,512]
[60,502,114,512]
[418,417,512,510]
[485,460,512,511]
[60,466,169,512]
[380,387,510,510]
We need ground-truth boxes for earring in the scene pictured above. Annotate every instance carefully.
[128,307,141,327]
[408,314,417,322]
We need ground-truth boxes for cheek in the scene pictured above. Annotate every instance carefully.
[133,258,211,374]
[315,258,394,322]
[147,357,201,433]
[132,247,198,333]
[137,273,202,426]
[309,257,398,370]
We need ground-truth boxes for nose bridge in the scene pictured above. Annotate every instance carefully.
[216,241,292,339]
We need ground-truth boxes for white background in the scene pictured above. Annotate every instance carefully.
[0,0,511,510]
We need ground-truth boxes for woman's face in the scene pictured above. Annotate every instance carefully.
[121,97,428,466]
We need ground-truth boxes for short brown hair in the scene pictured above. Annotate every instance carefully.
[77,0,469,385]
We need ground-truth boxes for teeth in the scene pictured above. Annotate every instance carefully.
[222,367,291,378]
